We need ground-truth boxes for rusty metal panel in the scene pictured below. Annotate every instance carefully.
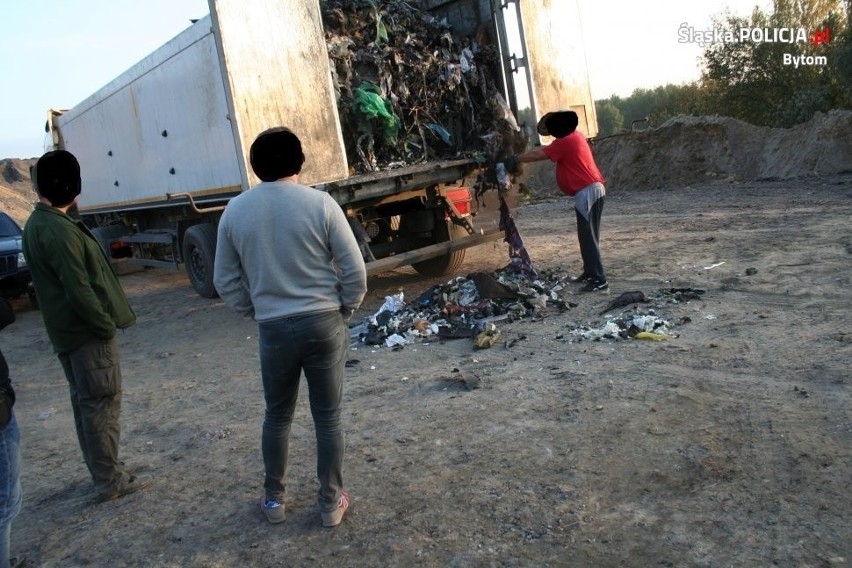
[209,0,348,187]
[517,0,598,139]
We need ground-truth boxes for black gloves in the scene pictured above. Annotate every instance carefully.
[503,155,521,175]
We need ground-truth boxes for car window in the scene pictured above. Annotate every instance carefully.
[0,214,23,238]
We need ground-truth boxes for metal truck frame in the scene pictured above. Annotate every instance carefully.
[46,0,596,298]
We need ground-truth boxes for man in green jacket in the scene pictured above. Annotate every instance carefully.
[23,150,149,503]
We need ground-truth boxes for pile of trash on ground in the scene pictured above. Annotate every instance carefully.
[349,267,574,349]
[320,0,527,173]
[350,266,705,349]
[561,288,705,342]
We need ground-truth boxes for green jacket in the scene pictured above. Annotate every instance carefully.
[23,203,136,354]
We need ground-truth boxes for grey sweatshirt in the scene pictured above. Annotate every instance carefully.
[213,180,367,321]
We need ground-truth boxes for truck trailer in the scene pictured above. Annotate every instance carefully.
[45,0,596,298]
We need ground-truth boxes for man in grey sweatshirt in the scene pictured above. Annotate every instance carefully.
[214,127,367,528]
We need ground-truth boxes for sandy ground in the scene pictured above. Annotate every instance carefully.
[2,175,850,567]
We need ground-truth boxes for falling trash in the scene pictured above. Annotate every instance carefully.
[499,196,537,279]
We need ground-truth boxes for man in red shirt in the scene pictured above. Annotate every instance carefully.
[507,110,608,291]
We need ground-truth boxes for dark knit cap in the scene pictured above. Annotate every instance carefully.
[249,127,305,182]
[34,150,82,207]
[537,110,579,138]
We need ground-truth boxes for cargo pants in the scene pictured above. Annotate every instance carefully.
[58,336,127,495]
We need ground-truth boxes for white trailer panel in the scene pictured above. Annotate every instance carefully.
[518,0,598,139]
[56,18,243,214]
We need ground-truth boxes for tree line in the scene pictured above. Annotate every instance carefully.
[594,0,850,137]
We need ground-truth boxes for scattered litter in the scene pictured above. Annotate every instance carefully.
[704,261,725,270]
[665,288,706,302]
[384,333,409,348]
[474,328,502,350]
[37,408,56,420]
[568,320,622,341]
[354,278,701,349]
[634,331,669,341]
[352,267,575,348]
[568,311,676,342]
[600,290,646,315]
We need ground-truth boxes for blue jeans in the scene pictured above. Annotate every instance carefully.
[0,412,22,568]
[258,310,348,513]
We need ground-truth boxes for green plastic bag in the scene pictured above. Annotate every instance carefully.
[353,82,399,144]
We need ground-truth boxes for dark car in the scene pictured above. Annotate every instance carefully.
[0,211,36,308]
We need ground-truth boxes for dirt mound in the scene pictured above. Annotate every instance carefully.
[0,158,37,225]
[592,110,852,190]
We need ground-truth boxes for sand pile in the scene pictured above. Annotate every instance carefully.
[592,110,852,190]
[0,158,37,225]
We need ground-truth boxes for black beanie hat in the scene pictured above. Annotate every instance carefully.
[34,150,82,207]
[250,127,305,182]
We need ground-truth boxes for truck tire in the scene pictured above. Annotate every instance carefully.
[182,224,218,298]
[412,220,467,277]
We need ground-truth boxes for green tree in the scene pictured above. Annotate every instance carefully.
[701,0,849,126]
[596,83,710,134]
[594,100,624,136]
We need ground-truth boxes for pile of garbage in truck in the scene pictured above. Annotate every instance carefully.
[320,0,528,173]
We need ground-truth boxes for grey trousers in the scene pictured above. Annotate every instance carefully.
[58,336,126,492]
[258,309,348,513]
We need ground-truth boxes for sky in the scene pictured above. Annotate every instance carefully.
[0,0,770,159]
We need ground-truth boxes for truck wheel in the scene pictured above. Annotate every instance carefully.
[412,221,467,277]
[182,224,218,298]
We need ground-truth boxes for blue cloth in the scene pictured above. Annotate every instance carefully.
[0,412,22,568]
[258,309,348,513]
[499,196,537,279]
